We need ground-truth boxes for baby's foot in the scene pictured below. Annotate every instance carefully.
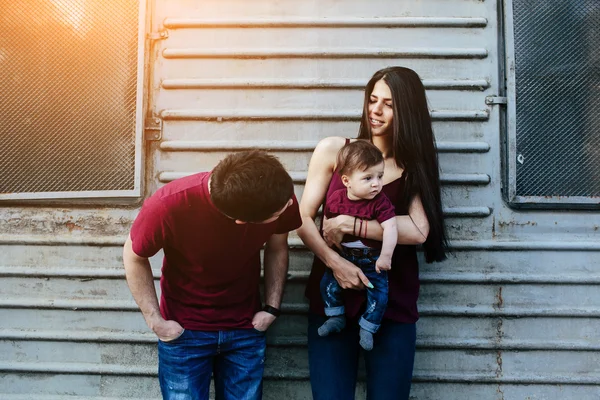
[359,328,374,351]
[317,315,346,336]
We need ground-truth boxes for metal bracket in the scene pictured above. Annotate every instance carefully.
[147,29,169,41]
[485,95,508,105]
[144,117,162,141]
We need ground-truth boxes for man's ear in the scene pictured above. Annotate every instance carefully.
[341,174,351,188]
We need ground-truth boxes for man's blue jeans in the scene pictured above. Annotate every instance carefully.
[320,247,389,333]
[158,328,265,400]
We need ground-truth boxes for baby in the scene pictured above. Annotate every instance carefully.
[319,140,398,351]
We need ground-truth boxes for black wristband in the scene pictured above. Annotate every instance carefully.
[262,305,281,318]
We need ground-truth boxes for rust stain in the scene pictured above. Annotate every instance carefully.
[496,382,505,400]
[494,286,504,310]
[497,220,537,228]
[495,317,504,399]
[495,318,504,353]
[65,221,83,232]
[498,287,503,308]
[1,209,134,236]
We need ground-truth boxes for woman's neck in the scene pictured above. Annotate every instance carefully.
[372,135,393,159]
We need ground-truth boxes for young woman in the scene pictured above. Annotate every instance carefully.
[297,66,448,400]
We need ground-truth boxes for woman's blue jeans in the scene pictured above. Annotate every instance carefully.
[158,328,266,400]
[308,313,416,400]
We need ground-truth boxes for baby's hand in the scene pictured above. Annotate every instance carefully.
[375,256,392,273]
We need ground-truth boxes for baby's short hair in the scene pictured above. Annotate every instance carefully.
[336,140,384,176]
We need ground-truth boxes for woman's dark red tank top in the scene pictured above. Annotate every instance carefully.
[304,160,420,323]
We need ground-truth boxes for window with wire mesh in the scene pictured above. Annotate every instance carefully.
[513,0,600,199]
[0,0,140,195]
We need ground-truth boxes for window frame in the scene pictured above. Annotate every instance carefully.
[502,0,600,209]
[0,0,148,201]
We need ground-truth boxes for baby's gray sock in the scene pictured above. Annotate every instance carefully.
[359,328,374,351]
[317,315,346,336]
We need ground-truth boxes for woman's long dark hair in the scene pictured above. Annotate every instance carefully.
[358,66,448,262]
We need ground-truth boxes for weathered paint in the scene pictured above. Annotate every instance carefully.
[1,0,599,399]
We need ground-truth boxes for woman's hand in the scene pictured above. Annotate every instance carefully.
[328,253,373,290]
[322,214,354,249]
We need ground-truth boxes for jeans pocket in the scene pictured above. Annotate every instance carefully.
[159,328,186,344]
[252,327,267,335]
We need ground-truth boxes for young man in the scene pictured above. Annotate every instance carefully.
[123,150,302,400]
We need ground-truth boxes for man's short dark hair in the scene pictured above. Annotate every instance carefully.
[210,150,294,222]
[336,140,384,177]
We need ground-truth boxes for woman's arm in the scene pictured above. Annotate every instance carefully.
[297,137,372,290]
[323,195,430,246]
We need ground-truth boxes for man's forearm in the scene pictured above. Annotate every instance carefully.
[263,235,289,309]
[123,238,162,329]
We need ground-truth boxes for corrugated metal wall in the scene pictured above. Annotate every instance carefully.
[1,0,599,399]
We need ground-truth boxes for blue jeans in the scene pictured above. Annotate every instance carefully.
[308,313,416,400]
[158,328,266,400]
[320,247,389,333]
